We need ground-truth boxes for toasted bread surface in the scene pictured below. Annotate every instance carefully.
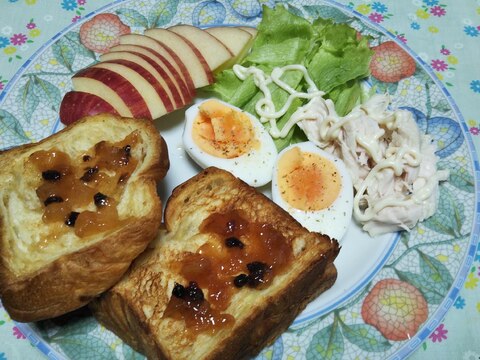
[91,167,339,360]
[0,113,169,322]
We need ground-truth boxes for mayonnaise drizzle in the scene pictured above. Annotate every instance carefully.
[232,63,448,236]
[353,145,422,222]
[298,93,449,236]
[233,64,325,138]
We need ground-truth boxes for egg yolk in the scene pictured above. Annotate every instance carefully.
[192,100,259,158]
[277,147,341,211]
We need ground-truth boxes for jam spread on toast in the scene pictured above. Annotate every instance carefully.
[29,131,139,239]
[163,281,235,336]
[163,209,293,335]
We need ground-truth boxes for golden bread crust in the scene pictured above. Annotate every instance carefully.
[91,167,339,360]
[0,113,169,322]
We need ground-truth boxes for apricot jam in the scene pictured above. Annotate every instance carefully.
[163,209,293,335]
[29,131,139,238]
[163,281,235,336]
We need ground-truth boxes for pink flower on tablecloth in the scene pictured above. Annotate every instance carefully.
[9,33,27,46]
[79,13,130,53]
[0,83,4,91]
[361,278,428,341]
[430,5,446,17]
[396,34,407,43]
[368,12,384,23]
[72,15,81,23]
[440,47,450,55]
[26,22,36,29]
[429,323,448,342]
[470,127,480,136]
[78,0,86,4]
[12,326,26,339]
[431,59,448,71]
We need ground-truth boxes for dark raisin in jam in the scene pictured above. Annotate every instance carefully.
[233,274,249,288]
[80,166,98,182]
[247,261,269,287]
[225,237,244,249]
[172,283,186,299]
[65,211,80,227]
[247,261,268,274]
[44,195,64,206]
[94,192,108,207]
[42,170,61,181]
[186,281,204,302]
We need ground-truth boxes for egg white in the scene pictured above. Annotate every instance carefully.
[271,141,353,241]
[183,99,278,187]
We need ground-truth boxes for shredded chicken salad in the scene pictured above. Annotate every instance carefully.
[229,62,448,236]
[297,93,449,236]
[208,6,448,237]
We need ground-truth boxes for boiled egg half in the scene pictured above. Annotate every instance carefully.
[272,141,353,241]
[183,99,277,187]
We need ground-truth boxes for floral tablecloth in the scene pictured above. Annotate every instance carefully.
[0,0,479,359]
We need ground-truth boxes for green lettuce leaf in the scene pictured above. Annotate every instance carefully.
[307,39,372,94]
[327,80,362,116]
[203,5,373,151]
[250,5,313,49]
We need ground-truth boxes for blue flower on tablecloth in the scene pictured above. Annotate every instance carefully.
[0,37,10,48]
[8,0,19,2]
[0,352,6,360]
[464,25,479,37]
[423,0,439,5]
[61,0,78,11]
[454,296,466,309]
[470,80,480,93]
[371,2,387,13]
[411,22,420,30]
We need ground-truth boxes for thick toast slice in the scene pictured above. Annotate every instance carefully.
[0,114,169,322]
[91,167,339,360]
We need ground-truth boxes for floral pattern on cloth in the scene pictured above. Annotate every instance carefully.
[0,304,39,360]
[0,0,479,359]
[61,0,89,23]
[0,0,101,95]
[0,18,41,64]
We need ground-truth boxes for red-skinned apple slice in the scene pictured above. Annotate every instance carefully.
[237,26,258,37]
[205,27,252,57]
[143,29,213,88]
[60,91,119,125]
[111,42,194,100]
[168,25,234,71]
[102,47,191,106]
[99,52,183,109]
[118,34,196,97]
[92,62,169,119]
[204,26,254,70]
[72,66,150,119]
